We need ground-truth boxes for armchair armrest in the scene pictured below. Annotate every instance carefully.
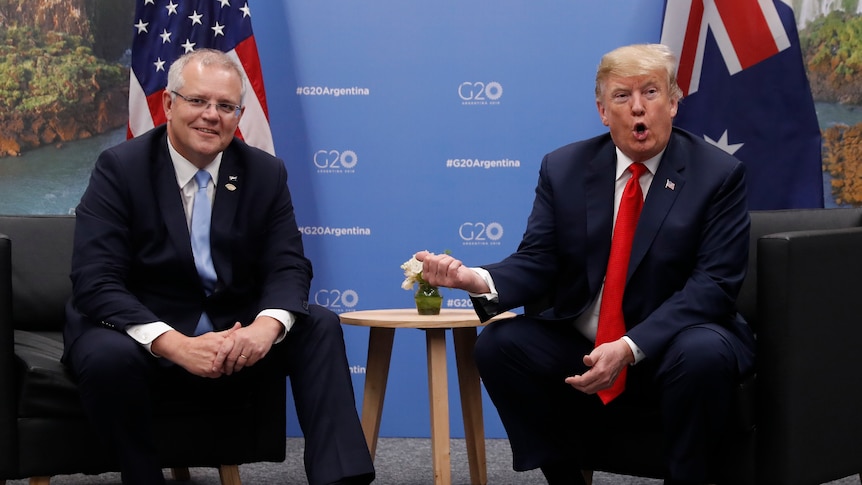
[0,233,17,474]
[755,226,862,485]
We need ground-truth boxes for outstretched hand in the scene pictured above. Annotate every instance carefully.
[414,250,491,294]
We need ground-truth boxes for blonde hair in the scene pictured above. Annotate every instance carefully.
[595,44,683,102]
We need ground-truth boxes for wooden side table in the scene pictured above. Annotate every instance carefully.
[339,309,515,485]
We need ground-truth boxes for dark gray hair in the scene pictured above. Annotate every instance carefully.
[166,48,247,103]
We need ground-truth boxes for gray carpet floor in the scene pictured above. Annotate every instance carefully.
[4,438,860,484]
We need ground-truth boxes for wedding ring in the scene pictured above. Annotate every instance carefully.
[239,354,248,359]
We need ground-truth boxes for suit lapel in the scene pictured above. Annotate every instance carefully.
[628,135,686,275]
[585,142,617,293]
[210,143,243,288]
[153,133,198,277]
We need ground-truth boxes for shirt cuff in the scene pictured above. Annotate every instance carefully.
[621,335,646,364]
[258,309,294,344]
[468,267,498,300]
[126,322,173,357]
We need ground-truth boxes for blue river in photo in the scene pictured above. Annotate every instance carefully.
[0,128,126,215]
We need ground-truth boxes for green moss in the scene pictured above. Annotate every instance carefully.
[0,26,125,113]
[799,11,862,103]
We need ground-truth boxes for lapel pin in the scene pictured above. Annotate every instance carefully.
[225,183,237,191]
[665,179,676,191]
[229,175,238,181]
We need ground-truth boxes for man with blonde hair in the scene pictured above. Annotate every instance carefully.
[417,43,754,485]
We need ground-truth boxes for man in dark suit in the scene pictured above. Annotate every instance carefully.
[416,44,755,485]
[63,49,374,485]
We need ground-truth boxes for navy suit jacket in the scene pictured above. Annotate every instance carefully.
[476,128,755,362]
[64,125,311,355]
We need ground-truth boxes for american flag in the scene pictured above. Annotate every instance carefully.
[128,0,275,155]
[661,0,823,209]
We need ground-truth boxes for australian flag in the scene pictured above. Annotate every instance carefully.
[128,0,274,155]
[661,0,823,209]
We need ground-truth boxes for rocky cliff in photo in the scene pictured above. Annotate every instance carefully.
[0,0,134,157]
[796,6,862,206]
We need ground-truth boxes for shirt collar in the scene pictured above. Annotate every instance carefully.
[167,137,223,189]
[614,147,664,181]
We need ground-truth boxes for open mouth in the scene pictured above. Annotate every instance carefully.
[633,123,648,140]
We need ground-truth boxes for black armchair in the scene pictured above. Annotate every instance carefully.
[528,207,862,485]
[0,215,287,485]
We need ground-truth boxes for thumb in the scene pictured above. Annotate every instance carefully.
[582,353,596,367]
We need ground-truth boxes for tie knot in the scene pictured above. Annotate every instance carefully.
[194,170,211,191]
[628,162,648,179]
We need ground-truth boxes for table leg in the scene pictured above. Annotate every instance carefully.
[453,327,488,485]
[426,328,451,485]
[361,326,395,459]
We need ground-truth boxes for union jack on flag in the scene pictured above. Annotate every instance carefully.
[662,0,792,97]
[128,0,275,155]
[660,0,823,210]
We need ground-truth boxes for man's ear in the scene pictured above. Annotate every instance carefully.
[596,100,609,126]
[162,90,174,121]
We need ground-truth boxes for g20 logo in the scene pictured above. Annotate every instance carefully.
[314,289,359,310]
[313,149,358,170]
[459,222,504,242]
[458,81,503,102]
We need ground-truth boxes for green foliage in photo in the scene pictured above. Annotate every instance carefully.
[0,26,125,113]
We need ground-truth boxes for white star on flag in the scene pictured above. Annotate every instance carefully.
[188,11,203,26]
[181,39,195,53]
[704,130,744,156]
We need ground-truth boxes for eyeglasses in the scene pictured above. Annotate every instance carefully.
[171,90,242,117]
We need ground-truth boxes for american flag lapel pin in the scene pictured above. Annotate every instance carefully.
[665,179,676,191]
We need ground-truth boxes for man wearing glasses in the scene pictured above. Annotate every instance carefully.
[62,49,375,485]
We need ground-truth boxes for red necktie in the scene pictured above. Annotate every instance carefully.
[595,162,647,404]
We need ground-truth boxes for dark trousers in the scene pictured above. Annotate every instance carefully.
[474,315,754,483]
[65,305,374,485]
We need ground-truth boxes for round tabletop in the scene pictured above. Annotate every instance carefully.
[339,308,516,329]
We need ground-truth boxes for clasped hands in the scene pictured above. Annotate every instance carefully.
[415,250,635,395]
[152,316,283,379]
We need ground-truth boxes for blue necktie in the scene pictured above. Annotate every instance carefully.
[191,170,216,335]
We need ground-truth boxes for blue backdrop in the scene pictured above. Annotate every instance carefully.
[249,1,665,438]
